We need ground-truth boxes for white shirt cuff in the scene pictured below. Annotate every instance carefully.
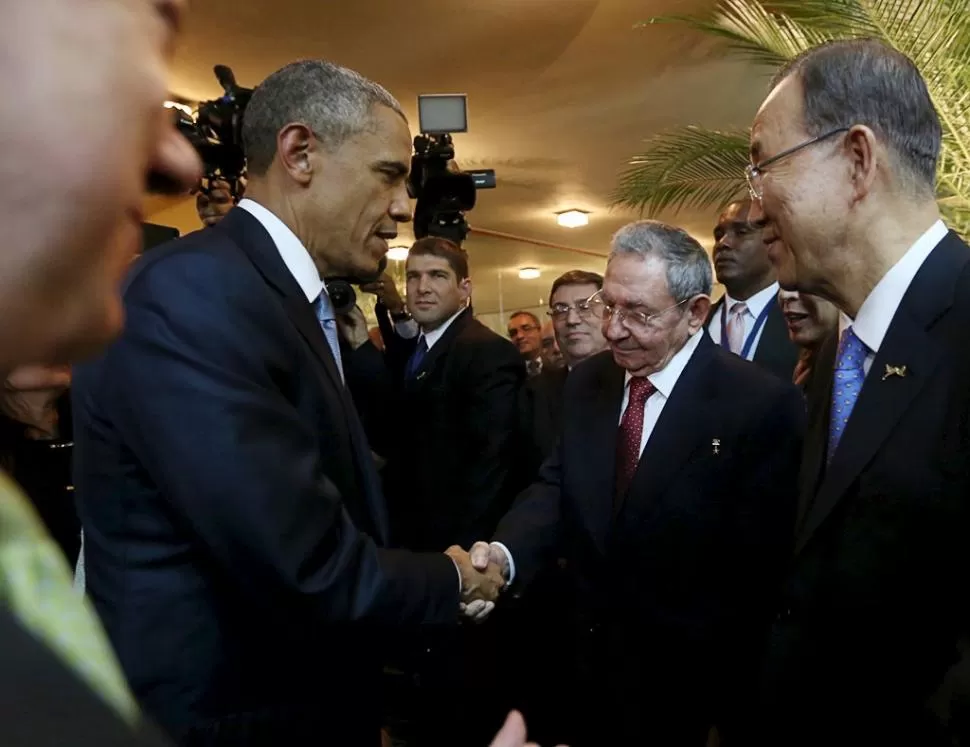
[490,541,516,586]
[394,318,419,339]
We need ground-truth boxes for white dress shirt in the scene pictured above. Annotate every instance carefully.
[496,330,704,584]
[838,219,947,375]
[239,198,324,302]
[706,281,780,360]
[421,306,467,350]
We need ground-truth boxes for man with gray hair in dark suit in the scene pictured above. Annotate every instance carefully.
[465,219,805,746]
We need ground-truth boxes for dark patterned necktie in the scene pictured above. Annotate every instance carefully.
[615,377,656,504]
[406,336,429,379]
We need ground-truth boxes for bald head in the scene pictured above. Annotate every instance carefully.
[712,199,776,300]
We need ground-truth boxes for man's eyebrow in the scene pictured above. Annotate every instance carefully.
[375,160,409,176]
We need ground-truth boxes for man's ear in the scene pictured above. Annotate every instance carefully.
[459,277,473,303]
[276,123,316,186]
[845,124,878,204]
[687,294,712,333]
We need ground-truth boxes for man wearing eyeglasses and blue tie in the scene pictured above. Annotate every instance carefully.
[743,39,970,747]
[463,219,805,746]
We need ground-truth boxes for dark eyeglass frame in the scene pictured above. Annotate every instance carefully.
[745,126,850,201]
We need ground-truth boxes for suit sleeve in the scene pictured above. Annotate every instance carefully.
[451,340,526,545]
[101,252,458,626]
[492,442,565,590]
[715,383,805,733]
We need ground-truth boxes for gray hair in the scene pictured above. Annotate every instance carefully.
[771,39,940,196]
[609,220,713,300]
[242,59,405,176]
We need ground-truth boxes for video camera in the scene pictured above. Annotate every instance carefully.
[407,94,496,246]
[171,65,252,200]
[329,95,495,314]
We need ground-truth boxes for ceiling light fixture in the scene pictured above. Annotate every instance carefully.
[518,267,541,280]
[556,209,590,228]
[387,246,409,261]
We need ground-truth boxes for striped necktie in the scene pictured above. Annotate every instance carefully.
[0,471,138,723]
[313,290,345,383]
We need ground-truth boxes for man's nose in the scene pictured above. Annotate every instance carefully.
[603,312,626,340]
[565,307,582,325]
[389,183,413,223]
[148,111,203,195]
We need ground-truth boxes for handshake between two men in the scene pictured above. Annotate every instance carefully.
[445,542,511,621]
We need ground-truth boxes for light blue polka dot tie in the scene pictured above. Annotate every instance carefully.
[828,326,868,462]
[313,291,345,384]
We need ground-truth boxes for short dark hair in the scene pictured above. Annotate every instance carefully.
[509,311,540,327]
[407,236,469,280]
[549,270,604,302]
[771,39,941,194]
[242,60,403,176]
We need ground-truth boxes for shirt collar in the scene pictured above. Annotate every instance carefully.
[845,219,947,353]
[422,306,467,351]
[624,328,703,399]
[724,281,780,318]
[238,198,324,303]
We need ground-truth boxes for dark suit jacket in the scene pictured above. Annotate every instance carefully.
[494,337,805,743]
[0,607,171,747]
[71,208,460,746]
[519,364,569,470]
[756,231,970,746]
[708,292,799,381]
[382,308,525,551]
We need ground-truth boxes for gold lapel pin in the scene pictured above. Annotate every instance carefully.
[882,364,908,381]
[712,438,720,456]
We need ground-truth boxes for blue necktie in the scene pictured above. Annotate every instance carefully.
[313,291,345,383]
[828,326,867,462]
[406,336,428,379]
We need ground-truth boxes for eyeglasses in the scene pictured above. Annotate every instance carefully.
[548,298,598,320]
[745,127,850,201]
[587,290,689,332]
[507,323,539,339]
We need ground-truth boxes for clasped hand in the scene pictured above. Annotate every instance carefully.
[445,542,509,622]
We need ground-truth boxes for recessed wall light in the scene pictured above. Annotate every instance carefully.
[387,246,409,261]
[556,210,589,228]
[519,267,541,280]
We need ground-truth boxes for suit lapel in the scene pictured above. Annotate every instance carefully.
[616,335,716,519]
[407,309,472,387]
[795,331,837,533]
[576,358,625,554]
[216,208,389,543]
[795,233,969,554]
[217,209,345,391]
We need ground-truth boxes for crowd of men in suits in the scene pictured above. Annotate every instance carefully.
[2,3,970,747]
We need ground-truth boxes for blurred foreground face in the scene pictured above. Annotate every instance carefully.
[0,0,200,369]
[778,289,839,349]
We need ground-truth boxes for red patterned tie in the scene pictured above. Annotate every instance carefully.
[615,376,656,503]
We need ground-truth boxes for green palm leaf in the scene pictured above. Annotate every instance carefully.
[618,0,970,226]
[613,127,750,215]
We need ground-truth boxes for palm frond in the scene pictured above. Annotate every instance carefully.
[648,1,829,68]
[622,0,970,227]
[612,127,750,215]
